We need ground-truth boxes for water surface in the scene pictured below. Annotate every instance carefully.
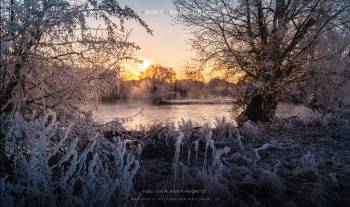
[90,103,234,129]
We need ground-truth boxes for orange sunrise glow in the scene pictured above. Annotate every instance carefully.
[122,58,153,80]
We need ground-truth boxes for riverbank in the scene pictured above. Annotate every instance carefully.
[114,118,350,206]
[157,98,234,105]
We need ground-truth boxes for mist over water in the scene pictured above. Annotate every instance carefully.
[89,103,234,129]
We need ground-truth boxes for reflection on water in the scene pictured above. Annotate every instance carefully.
[89,103,235,129]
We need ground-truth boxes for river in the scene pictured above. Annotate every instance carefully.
[89,103,235,129]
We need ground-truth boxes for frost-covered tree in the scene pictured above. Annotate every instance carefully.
[174,0,350,121]
[0,0,151,185]
[298,28,350,112]
[0,0,152,113]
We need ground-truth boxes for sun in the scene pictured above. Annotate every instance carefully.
[138,58,153,71]
[122,58,153,80]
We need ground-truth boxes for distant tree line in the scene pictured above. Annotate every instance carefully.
[101,64,235,103]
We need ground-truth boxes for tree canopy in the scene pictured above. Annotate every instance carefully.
[139,64,177,83]
[0,0,152,113]
[174,0,350,121]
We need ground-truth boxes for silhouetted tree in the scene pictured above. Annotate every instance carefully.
[139,64,177,102]
[174,0,350,121]
[140,64,177,83]
[184,70,205,82]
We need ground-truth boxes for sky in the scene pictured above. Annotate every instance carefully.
[118,0,194,78]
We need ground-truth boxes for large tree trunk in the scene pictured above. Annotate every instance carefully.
[246,93,277,122]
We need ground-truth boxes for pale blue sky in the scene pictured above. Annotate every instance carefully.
[119,0,193,71]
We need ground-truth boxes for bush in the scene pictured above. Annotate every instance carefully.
[240,120,261,139]
[1,110,139,207]
[276,103,334,126]
[293,105,333,126]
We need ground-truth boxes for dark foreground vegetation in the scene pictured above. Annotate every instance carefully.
[2,110,350,207]
[129,118,350,207]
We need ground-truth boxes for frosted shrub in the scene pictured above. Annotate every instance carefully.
[276,104,334,126]
[172,132,184,186]
[1,110,139,207]
[170,123,233,199]
[200,129,231,199]
[240,120,261,139]
[294,105,333,126]
[193,140,199,168]
[206,143,230,183]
